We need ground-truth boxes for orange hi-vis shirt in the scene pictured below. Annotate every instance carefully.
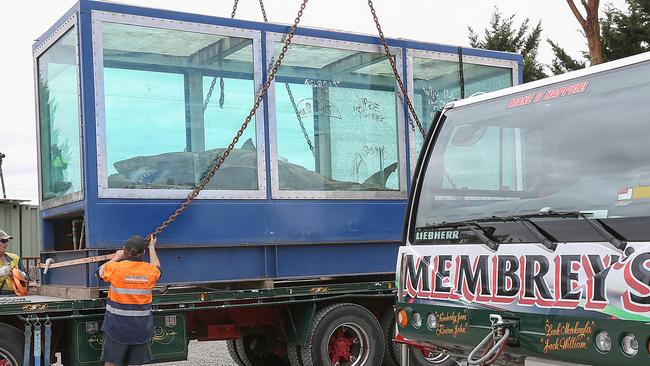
[98,260,161,344]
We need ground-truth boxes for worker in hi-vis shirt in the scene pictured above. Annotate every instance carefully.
[97,235,161,366]
[0,229,30,296]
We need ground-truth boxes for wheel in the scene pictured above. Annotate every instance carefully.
[379,309,400,366]
[379,309,457,366]
[227,339,247,366]
[409,347,458,366]
[0,323,24,366]
[301,303,384,366]
[235,333,288,366]
[287,344,303,366]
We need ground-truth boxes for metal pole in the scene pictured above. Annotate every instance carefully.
[0,152,7,199]
[400,344,409,366]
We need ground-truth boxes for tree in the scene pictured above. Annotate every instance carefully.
[547,40,586,75]
[550,0,649,74]
[469,8,546,82]
[601,0,650,60]
[566,0,605,64]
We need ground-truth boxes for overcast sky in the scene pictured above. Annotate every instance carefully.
[0,0,625,203]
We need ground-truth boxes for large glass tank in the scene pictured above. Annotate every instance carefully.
[33,1,522,286]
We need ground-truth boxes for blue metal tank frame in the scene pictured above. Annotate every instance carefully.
[32,0,523,286]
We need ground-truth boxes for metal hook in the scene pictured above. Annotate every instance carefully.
[34,316,41,326]
[45,315,51,326]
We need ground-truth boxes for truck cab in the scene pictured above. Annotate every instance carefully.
[397,52,650,365]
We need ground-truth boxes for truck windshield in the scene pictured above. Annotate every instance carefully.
[415,60,650,230]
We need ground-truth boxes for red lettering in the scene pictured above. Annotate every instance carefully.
[622,254,650,313]
[576,81,589,93]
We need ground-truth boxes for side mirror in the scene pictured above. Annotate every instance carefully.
[450,124,487,147]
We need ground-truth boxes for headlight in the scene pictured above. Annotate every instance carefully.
[595,331,611,353]
[412,312,422,329]
[621,333,638,357]
[426,313,437,330]
[397,309,408,328]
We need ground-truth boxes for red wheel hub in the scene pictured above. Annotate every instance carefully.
[418,347,433,358]
[0,359,9,366]
[328,328,355,363]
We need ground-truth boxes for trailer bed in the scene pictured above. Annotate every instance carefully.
[0,280,395,317]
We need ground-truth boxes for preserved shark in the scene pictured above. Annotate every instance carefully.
[109,139,397,191]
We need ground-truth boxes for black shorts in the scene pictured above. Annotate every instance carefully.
[100,334,152,366]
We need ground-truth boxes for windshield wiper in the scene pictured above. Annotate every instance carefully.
[431,209,628,253]
[476,210,627,252]
[488,215,558,251]
[517,210,628,252]
[460,223,499,251]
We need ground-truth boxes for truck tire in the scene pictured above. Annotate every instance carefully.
[379,309,400,366]
[0,323,24,366]
[300,303,384,366]
[379,309,457,366]
[227,339,247,366]
[287,344,303,366]
[235,334,288,366]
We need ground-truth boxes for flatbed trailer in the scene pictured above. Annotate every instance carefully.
[1,280,395,365]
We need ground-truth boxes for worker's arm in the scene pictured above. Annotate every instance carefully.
[17,260,30,281]
[148,235,160,268]
[96,249,124,280]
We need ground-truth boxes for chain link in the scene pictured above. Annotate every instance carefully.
[367,0,426,138]
[258,0,269,22]
[285,83,316,156]
[202,77,219,111]
[367,1,464,199]
[231,0,268,22]
[150,0,310,237]
[230,0,239,19]
[203,14,229,112]
[252,0,315,156]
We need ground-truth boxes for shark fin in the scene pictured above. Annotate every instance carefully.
[362,162,398,187]
[241,138,256,152]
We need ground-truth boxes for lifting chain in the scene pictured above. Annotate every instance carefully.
[233,0,315,156]
[367,0,464,198]
[230,0,268,22]
[150,0,310,238]
[202,42,223,111]
[203,74,219,111]
[367,0,426,139]
[230,0,239,19]
[257,0,269,22]
[285,83,316,156]
[203,7,231,112]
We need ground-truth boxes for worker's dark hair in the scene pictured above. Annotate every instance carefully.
[123,236,146,260]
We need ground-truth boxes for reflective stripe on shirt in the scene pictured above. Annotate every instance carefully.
[110,285,152,295]
[105,304,151,317]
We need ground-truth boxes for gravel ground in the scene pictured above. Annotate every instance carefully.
[52,341,237,366]
[164,340,237,366]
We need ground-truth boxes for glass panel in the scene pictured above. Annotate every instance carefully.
[442,126,521,191]
[101,22,258,190]
[412,57,461,156]
[463,63,512,96]
[37,27,82,201]
[274,43,400,191]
